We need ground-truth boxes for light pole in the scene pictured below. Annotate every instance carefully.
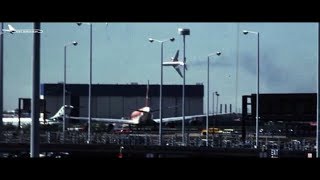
[63,41,78,137]
[0,23,3,140]
[31,22,41,158]
[243,30,260,149]
[178,28,190,145]
[212,91,215,114]
[215,91,219,115]
[317,25,319,158]
[77,22,92,144]
[235,23,240,114]
[206,52,221,147]
[148,37,175,146]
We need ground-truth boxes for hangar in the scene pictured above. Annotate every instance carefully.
[41,83,204,120]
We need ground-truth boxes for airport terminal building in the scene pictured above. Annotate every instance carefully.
[41,83,204,119]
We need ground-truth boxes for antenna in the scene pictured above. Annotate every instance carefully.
[145,80,150,107]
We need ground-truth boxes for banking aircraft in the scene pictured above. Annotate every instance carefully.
[2,105,74,127]
[2,24,42,34]
[162,50,187,78]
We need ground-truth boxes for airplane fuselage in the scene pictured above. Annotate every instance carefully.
[2,117,59,126]
[2,29,43,34]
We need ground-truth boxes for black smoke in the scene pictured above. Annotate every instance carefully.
[240,51,316,93]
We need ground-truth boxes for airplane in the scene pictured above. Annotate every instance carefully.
[2,24,42,34]
[162,50,187,78]
[2,105,73,127]
[2,24,16,34]
[66,80,211,128]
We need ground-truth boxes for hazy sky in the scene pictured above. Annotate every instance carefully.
[1,22,318,112]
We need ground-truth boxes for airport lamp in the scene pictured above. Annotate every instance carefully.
[0,23,3,141]
[178,28,190,146]
[63,41,78,138]
[243,30,260,149]
[76,23,108,144]
[77,22,93,144]
[148,37,175,146]
[206,51,221,147]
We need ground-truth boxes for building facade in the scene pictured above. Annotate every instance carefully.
[41,83,204,119]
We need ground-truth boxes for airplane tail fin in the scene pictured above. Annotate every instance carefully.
[172,50,179,61]
[48,105,74,121]
[8,24,16,31]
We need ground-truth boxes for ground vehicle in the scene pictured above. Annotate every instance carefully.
[201,127,223,136]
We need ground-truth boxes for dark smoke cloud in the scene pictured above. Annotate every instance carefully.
[240,51,316,93]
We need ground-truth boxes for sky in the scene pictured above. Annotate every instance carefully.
[1,22,318,113]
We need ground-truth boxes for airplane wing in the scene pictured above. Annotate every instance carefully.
[162,62,184,78]
[68,116,139,124]
[173,65,183,78]
[152,114,214,123]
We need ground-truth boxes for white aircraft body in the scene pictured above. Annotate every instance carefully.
[2,24,42,34]
[162,50,187,78]
[2,105,73,126]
